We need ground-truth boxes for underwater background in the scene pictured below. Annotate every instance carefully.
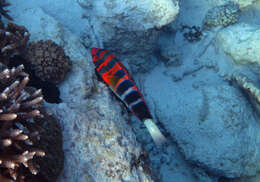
[1,0,260,182]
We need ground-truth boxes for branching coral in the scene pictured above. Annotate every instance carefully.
[26,40,71,84]
[0,64,45,181]
[0,0,13,21]
[0,23,29,64]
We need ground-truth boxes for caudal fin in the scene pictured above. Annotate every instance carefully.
[144,119,167,147]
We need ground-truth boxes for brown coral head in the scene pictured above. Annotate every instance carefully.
[26,40,71,84]
[0,65,45,181]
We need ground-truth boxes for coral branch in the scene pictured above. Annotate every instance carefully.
[0,65,45,181]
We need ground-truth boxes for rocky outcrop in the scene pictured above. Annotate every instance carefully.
[207,0,257,9]
[172,83,260,178]
[216,23,260,66]
[232,72,260,114]
[79,0,179,72]
[144,67,260,178]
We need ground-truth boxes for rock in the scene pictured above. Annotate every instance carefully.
[171,83,260,178]
[232,72,260,114]
[207,0,257,9]
[79,0,179,72]
[144,67,260,178]
[235,0,257,9]
[216,23,260,67]
[9,2,155,182]
[171,84,260,178]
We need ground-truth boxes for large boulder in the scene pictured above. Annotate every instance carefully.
[216,23,260,67]
[144,67,260,178]
[207,0,258,9]
[78,0,179,72]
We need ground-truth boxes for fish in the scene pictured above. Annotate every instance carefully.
[90,48,166,146]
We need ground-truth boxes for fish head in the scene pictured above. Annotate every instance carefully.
[90,47,109,65]
[90,47,99,57]
[90,47,102,64]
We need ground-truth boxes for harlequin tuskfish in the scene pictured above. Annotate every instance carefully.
[91,48,166,146]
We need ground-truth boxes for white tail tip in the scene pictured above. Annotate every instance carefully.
[144,119,167,147]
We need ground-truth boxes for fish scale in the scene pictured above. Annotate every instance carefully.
[91,48,166,146]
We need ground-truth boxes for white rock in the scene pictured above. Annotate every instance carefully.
[207,0,257,9]
[144,66,260,178]
[216,23,260,66]
[236,0,257,8]
[80,0,179,31]
[173,83,260,178]
[79,0,179,72]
